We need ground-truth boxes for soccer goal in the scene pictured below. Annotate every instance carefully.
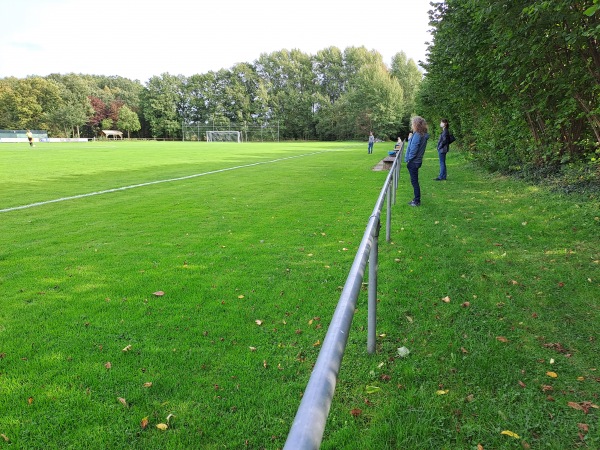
[206,131,241,143]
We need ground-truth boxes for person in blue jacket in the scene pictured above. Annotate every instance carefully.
[404,116,429,206]
[435,118,450,180]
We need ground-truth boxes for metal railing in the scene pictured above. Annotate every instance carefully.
[283,143,405,450]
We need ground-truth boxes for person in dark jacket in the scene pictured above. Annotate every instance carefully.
[435,118,450,180]
[404,116,429,206]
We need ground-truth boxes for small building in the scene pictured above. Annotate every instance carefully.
[101,130,123,140]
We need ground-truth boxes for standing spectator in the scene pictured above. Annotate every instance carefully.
[435,119,450,180]
[368,131,374,154]
[404,116,430,206]
[26,130,34,147]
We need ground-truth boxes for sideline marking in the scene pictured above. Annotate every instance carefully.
[1,151,329,213]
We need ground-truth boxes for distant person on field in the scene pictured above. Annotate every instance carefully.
[26,130,34,147]
[368,131,374,154]
[404,116,429,207]
[435,118,450,180]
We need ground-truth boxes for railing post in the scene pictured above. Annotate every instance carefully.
[367,218,380,355]
[385,182,392,242]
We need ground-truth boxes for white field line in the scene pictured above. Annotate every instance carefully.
[1,151,329,214]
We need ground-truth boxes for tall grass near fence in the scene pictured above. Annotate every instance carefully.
[0,141,598,449]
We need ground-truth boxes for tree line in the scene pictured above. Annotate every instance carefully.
[418,0,599,186]
[0,46,422,142]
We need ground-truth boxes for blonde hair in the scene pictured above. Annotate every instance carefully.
[411,116,428,135]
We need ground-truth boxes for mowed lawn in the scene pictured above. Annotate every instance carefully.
[0,140,598,449]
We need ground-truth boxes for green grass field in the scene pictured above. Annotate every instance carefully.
[0,140,598,449]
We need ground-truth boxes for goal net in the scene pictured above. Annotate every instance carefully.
[206,131,241,143]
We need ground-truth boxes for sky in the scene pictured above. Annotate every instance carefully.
[0,0,433,83]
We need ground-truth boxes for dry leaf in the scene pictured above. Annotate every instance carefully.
[465,394,474,403]
[143,382,153,388]
[461,302,470,308]
[0,434,10,443]
[117,397,128,407]
[541,385,553,392]
[546,371,558,378]
[153,291,165,296]
[255,320,263,326]
[140,417,149,429]
[500,430,520,438]
[313,340,321,347]
[461,347,469,354]
[578,423,589,433]
[122,345,132,352]
[350,408,362,417]
[568,401,585,411]
[249,346,257,352]
[104,361,112,370]
[27,397,33,405]
[496,336,509,343]
[518,380,526,388]
[477,444,483,450]
[442,296,451,303]
[436,389,449,395]
[166,414,175,423]
[156,423,168,431]
[263,360,268,368]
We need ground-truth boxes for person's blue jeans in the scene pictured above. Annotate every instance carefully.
[438,151,447,179]
[368,142,374,153]
[407,161,421,204]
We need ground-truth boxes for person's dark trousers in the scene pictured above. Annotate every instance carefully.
[407,161,421,204]
[438,151,447,179]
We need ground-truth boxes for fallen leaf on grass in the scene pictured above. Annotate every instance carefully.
[140,417,149,429]
[104,362,112,370]
[442,296,451,303]
[477,444,483,450]
[156,423,168,431]
[365,385,381,394]
[249,346,257,352]
[350,408,362,417]
[546,371,558,378]
[122,345,132,352]
[153,291,165,297]
[313,340,321,347]
[263,360,268,369]
[541,385,553,392]
[578,423,589,433]
[255,320,263,326]
[238,295,245,299]
[518,380,526,388]
[117,397,128,407]
[568,401,599,413]
[0,434,10,443]
[143,382,153,388]
[436,389,449,395]
[500,430,520,438]
[27,397,33,405]
[461,302,470,308]
[496,336,509,343]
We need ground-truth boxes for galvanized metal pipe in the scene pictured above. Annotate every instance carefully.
[283,155,400,450]
[367,219,379,355]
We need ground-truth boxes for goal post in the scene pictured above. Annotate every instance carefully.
[206,131,241,143]
[182,121,280,142]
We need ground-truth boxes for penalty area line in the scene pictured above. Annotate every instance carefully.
[0,151,328,213]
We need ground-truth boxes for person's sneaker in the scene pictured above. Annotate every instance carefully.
[408,200,420,207]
